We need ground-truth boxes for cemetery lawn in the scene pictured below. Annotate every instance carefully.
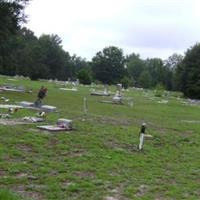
[0,76,199,200]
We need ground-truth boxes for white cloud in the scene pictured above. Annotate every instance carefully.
[25,0,200,60]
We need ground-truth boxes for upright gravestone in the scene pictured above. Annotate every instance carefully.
[116,83,122,97]
[138,123,153,150]
[104,85,108,95]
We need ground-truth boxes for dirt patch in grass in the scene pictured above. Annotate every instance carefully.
[15,172,28,178]
[15,172,37,180]
[0,119,30,125]
[0,168,6,176]
[48,170,58,176]
[16,144,33,153]
[155,197,173,200]
[135,184,149,197]
[105,185,129,200]
[105,139,138,153]
[47,137,59,146]
[61,180,74,190]
[12,185,43,200]
[74,171,96,179]
[61,149,86,157]
[90,116,132,126]
[180,130,193,136]
[27,184,47,191]
[3,154,26,163]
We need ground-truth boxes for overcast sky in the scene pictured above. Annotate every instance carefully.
[25,0,200,61]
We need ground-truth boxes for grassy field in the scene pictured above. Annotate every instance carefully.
[0,75,199,200]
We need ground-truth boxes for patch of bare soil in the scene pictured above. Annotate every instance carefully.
[3,154,26,163]
[48,170,58,176]
[104,185,129,200]
[16,143,33,152]
[65,149,86,157]
[26,184,47,191]
[88,116,132,126]
[0,119,30,125]
[12,185,43,200]
[180,130,193,136]
[0,168,6,176]
[74,171,96,178]
[135,184,149,197]
[61,180,74,190]
[47,137,59,146]
[15,172,37,180]
[155,197,170,200]
[105,139,138,153]
[15,172,28,178]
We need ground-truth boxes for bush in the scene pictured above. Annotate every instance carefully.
[121,76,132,89]
[154,84,165,97]
[77,69,92,85]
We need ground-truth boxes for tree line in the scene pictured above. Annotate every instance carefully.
[0,0,200,99]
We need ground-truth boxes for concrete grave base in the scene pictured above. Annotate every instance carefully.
[90,92,110,96]
[41,105,57,112]
[100,100,124,105]
[0,87,25,92]
[59,88,77,91]
[22,117,44,123]
[37,118,73,132]
[37,125,71,132]
[0,104,23,109]
[0,119,31,125]
[19,101,57,112]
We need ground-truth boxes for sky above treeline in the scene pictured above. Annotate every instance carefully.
[25,0,200,61]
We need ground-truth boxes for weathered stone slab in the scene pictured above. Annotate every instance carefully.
[0,104,23,109]
[37,118,72,131]
[59,88,77,91]
[19,101,57,112]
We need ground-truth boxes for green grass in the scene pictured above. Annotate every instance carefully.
[0,75,200,199]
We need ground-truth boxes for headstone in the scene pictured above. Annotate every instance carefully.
[116,83,122,97]
[104,85,109,94]
[57,118,72,129]
[138,123,153,150]
[138,123,146,150]
[112,96,122,104]
[128,100,134,108]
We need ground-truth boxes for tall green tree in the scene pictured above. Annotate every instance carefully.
[164,53,183,90]
[138,70,153,88]
[37,34,71,80]
[145,58,164,87]
[70,55,91,79]
[0,0,30,73]
[126,53,145,86]
[177,43,200,99]
[164,53,183,71]
[92,46,125,84]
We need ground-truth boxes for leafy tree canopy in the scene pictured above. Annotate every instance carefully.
[178,43,200,99]
[92,46,125,84]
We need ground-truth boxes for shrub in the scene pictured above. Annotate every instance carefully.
[77,69,92,85]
